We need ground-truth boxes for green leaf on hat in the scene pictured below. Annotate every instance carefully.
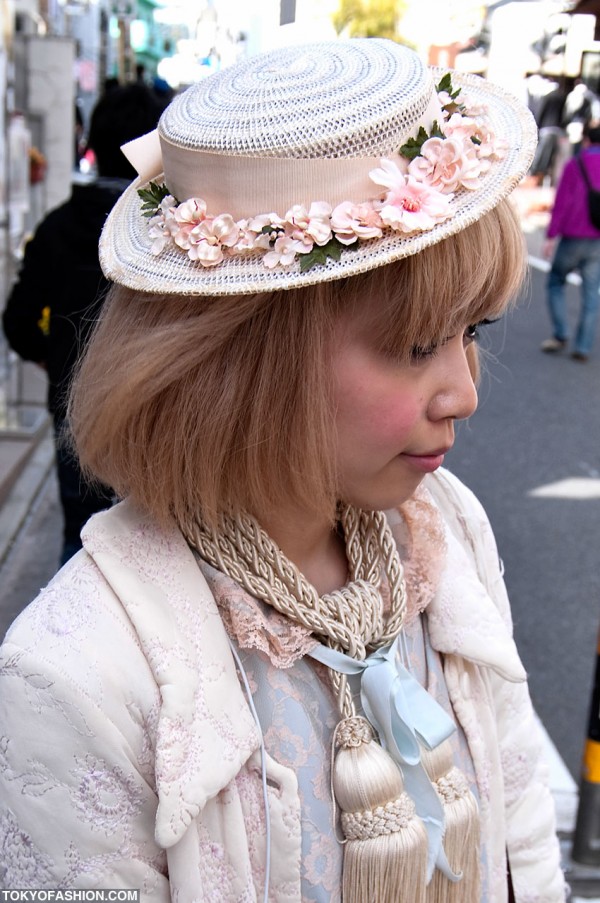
[399,121,445,160]
[299,237,344,272]
[436,73,464,116]
[138,181,172,218]
[436,73,461,101]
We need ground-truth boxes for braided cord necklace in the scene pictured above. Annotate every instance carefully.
[181,505,406,716]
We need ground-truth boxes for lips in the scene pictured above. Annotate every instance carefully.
[401,447,451,473]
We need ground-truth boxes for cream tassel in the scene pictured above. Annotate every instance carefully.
[422,742,481,903]
[332,716,429,903]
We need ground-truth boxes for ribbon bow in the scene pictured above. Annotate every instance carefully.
[309,635,461,882]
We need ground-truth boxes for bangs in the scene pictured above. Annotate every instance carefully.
[343,198,526,359]
[70,197,526,528]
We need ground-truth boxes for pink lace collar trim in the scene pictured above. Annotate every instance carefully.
[198,485,447,668]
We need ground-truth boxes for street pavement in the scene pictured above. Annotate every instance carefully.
[0,181,600,898]
[0,434,60,638]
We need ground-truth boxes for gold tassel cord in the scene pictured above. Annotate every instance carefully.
[333,716,429,903]
[422,743,481,903]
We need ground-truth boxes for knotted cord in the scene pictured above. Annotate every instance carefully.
[181,505,407,717]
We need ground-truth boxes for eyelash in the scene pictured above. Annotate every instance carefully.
[410,318,499,361]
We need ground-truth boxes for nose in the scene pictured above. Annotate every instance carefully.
[427,339,479,422]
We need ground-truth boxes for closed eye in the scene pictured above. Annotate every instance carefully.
[410,342,440,361]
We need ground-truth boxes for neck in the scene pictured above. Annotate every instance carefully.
[259,506,348,596]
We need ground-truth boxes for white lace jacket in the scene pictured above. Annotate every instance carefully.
[0,470,566,902]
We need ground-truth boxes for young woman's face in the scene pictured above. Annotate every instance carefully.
[332,314,479,511]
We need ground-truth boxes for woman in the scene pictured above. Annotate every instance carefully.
[541,118,600,362]
[0,39,565,902]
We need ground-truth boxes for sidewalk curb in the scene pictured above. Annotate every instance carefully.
[0,428,55,568]
[537,717,600,898]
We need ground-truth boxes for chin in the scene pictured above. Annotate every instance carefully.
[339,475,426,511]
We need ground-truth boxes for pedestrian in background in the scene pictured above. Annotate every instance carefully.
[2,83,167,564]
[541,119,600,362]
[562,78,600,154]
[528,76,571,187]
[0,40,565,901]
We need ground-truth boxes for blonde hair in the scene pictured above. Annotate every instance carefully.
[69,198,525,528]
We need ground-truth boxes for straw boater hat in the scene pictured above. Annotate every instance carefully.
[99,38,536,297]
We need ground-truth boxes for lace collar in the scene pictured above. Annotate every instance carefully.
[198,484,447,668]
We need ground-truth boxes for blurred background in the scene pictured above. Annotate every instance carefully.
[1,0,599,268]
[1,0,599,432]
[1,4,600,894]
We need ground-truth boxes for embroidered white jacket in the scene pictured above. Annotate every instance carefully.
[0,470,566,901]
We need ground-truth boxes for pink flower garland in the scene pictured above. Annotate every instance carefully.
[142,77,508,272]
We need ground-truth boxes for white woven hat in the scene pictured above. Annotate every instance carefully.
[99,38,537,296]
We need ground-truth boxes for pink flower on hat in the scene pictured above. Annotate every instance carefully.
[477,130,509,162]
[148,220,169,255]
[264,235,308,268]
[408,136,484,192]
[186,214,240,267]
[233,219,260,252]
[171,198,209,251]
[148,196,178,254]
[442,112,481,143]
[370,159,452,232]
[331,201,384,244]
[248,213,285,233]
[139,70,513,273]
[459,94,487,118]
[245,213,287,250]
[286,202,333,247]
[444,114,508,165]
[437,90,456,111]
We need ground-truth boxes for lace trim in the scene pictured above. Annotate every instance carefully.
[198,484,447,667]
[200,561,316,668]
[388,485,447,628]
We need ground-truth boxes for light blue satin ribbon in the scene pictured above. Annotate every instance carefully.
[309,635,461,883]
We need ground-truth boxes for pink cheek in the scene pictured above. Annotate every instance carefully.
[370,404,421,440]
[333,347,424,442]
[339,390,421,443]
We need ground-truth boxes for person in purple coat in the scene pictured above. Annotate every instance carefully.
[541,120,600,361]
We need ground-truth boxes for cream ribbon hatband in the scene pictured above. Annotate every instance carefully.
[120,90,444,221]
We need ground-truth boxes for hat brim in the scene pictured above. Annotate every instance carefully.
[99,68,537,297]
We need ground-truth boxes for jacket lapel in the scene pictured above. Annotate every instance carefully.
[82,500,260,848]
[426,494,527,683]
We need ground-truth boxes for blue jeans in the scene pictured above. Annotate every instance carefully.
[547,237,600,355]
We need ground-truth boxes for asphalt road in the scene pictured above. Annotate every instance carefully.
[0,467,62,640]
[449,262,600,780]
[0,252,599,782]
